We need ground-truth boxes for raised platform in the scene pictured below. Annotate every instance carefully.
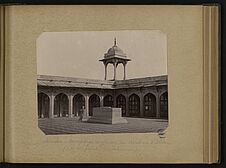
[87,107,128,124]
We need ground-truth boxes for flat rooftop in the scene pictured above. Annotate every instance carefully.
[37,75,167,89]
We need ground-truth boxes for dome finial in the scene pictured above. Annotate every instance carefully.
[114,37,117,46]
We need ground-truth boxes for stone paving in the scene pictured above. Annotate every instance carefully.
[38,117,168,135]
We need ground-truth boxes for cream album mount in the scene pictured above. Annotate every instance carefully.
[0,5,220,163]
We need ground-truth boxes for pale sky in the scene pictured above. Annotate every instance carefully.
[37,30,167,80]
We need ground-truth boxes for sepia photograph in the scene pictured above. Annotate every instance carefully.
[0,4,220,163]
[37,30,168,135]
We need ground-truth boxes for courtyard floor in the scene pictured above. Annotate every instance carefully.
[38,117,168,135]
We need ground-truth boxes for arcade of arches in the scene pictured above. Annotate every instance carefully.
[38,90,168,120]
[38,39,168,120]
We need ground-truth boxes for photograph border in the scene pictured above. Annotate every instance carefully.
[0,0,224,167]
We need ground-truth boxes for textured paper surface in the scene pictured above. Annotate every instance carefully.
[203,6,219,163]
[4,5,204,163]
[0,6,5,162]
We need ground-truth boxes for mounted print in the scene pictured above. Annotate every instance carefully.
[37,31,168,135]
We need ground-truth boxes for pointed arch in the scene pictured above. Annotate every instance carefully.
[143,93,156,117]
[129,94,140,117]
[160,92,168,119]
[116,94,126,116]
[116,64,124,80]
[103,94,113,107]
[89,94,100,116]
[73,94,85,117]
[107,64,114,80]
[38,92,50,118]
[54,93,69,117]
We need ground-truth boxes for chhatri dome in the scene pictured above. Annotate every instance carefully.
[99,38,131,81]
[104,38,127,58]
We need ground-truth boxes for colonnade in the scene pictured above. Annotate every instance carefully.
[38,91,168,119]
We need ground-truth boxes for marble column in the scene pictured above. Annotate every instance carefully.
[113,61,117,80]
[125,95,129,116]
[104,63,107,80]
[100,95,104,107]
[123,63,126,80]
[156,94,160,118]
[113,95,117,107]
[85,95,89,116]
[140,94,144,117]
[68,95,73,118]
[49,94,55,118]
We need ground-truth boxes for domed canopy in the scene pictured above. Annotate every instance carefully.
[105,45,127,58]
[104,38,127,58]
[99,38,131,63]
[99,38,131,80]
